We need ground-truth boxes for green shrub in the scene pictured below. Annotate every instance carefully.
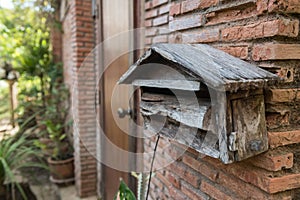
[0,134,45,199]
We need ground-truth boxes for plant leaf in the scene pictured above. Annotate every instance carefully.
[114,180,136,200]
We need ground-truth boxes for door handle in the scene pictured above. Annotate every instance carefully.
[117,108,132,118]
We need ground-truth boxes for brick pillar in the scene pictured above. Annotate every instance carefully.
[68,0,97,197]
[50,9,62,63]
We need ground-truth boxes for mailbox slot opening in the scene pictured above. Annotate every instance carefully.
[140,86,220,158]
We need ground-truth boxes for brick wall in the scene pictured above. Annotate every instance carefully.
[144,0,300,199]
[50,27,62,64]
[61,0,97,197]
[62,6,73,87]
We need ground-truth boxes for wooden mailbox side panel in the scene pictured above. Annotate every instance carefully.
[231,94,268,161]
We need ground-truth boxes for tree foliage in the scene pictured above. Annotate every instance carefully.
[0,0,61,116]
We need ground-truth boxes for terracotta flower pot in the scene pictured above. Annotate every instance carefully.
[47,156,74,184]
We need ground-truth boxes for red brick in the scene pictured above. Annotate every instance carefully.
[181,0,218,13]
[201,181,236,200]
[154,152,169,168]
[152,0,168,8]
[273,67,295,83]
[169,2,181,16]
[84,33,94,38]
[167,172,181,189]
[217,170,293,200]
[268,0,300,13]
[153,14,169,26]
[145,1,152,10]
[167,145,183,161]
[82,1,91,7]
[144,19,152,27]
[181,0,201,13]
[199,0,219,9]
[182,155,219,182]
[221,23,262,41]
[168,33,182,43]
[152,177,164,190]
[76,27,94,33]
[202,157,267,184]
[145,28,157,36]
[181,182,209,200]
[221,19,299,41]
[204,157,300,194]
[268,130,300,148]
[252,44,300,61]
[75,9,83,16]
[169,162,201,188]
[241,169,274,190]
[169,14,204,31]
[159,4,169,15]
[217,46,248,59]
[152,35,168,43]
[84,42,94,48]
[75,16,93,22]
[158,27,170,35]
[184,170,201,188]
[256,0,268,14]
[266,112,290,129]
[269,174,300,194]
[263,19,299,37]
[182,28,219,43]
[83,11,92,17]
[145,9,158,19]
[156,171,172,188]
[206,4,258,25]
[217,171,256,199]
[145,37,152,45]
[248,150,294,171]
[266,89,297,103]
[75,47,92,53]
[169,187,188,200]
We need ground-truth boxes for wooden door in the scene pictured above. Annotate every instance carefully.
[96,0,135,199]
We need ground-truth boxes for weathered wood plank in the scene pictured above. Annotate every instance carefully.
[232,95,268,161]
[212,91,233,163]
[133,79,201,91]
[118,60,198,86]
[140,93,211,130]
[227,88,263,100]
[144,117,220,159]
[119,44,279,92]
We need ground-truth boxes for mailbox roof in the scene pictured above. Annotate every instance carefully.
[119,44,279,91]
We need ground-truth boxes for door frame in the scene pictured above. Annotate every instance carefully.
[94,0,143,198]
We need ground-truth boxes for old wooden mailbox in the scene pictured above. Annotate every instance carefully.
[118,44,278,164]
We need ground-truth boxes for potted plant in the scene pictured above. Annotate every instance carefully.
[45,119,74,183]
[0,134,44,199]
[43,83,74,184]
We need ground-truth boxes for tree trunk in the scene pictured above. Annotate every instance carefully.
[8,80,15,128]
[40,73,46,108]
